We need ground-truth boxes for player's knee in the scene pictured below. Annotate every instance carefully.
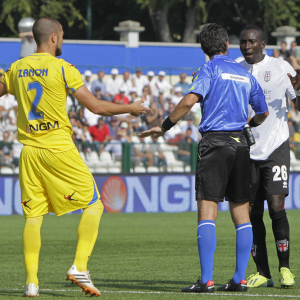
[267,194,285,213]
[269,209,286,220]
[83,199,104,218]
[25,215,43,226]
[95,199,104,212]
[268,202,284,214]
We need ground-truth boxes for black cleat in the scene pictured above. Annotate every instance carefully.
[217,279,248,292]
[182,278,214,293]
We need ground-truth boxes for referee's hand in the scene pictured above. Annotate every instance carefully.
[288,68,300,91]
[139,126,165,139]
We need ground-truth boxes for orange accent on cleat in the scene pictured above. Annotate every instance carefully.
[66,274,100,297]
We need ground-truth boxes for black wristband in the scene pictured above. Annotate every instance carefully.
[249,116,260,127]
[161,116,176,132]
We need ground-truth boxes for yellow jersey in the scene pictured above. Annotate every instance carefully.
[1,53,84,152]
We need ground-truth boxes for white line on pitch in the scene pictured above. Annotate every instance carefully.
[1,288,300,298]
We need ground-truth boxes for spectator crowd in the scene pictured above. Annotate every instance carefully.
[2,60,300,172]
[3,60,300,172]
[0,68,202,172]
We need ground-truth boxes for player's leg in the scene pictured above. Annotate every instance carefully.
[264,140,294,287]
[23,216,43,287]
[217,202,252,292]
[66,200,104,297]
[182,132,235,293]
[227,202,252,291]
[247,158,274,287]
[267,194,289,269]
[20,146,52,297]
[194,134,221,289]
[41,149,104,270]
[267,194,294,287]
[197,199,218,284]
[181,199,218,293]
[73,200,104,272]
[250,199,272,278]
[217,136,252,292]
[39,147,103,296]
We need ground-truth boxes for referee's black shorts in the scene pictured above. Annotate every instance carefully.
[196,131,251,203]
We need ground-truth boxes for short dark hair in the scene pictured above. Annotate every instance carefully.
[199,23,229,56]
[240,25,264,41]
[32,17,62,47]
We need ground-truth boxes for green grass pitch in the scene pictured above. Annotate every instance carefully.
[0,210,300,299]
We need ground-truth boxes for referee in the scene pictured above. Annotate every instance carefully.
[139,23,269,293]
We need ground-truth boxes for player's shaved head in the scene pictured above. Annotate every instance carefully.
[240,25,264,42]
[32,17,62,47]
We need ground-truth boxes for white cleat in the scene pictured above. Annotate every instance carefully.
[23,283,39,297]
[66,265,100,297]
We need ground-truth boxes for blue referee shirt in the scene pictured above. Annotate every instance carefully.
[188,55,267,134]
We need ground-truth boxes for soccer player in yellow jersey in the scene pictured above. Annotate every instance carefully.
[0,17,150,297]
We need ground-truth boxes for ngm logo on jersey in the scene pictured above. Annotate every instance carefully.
[2,173,300,215]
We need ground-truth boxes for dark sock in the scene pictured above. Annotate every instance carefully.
[269,209,290,270]
[250,214,271,278]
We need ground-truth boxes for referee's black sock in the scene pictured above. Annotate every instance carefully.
[269,209,290,270]
[250,214,271,279]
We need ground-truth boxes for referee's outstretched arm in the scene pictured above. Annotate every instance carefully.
[139,92,200,138]
[139,91,269,139]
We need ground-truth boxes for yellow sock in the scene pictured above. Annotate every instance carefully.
[23,216,43,286]
[73,200,104,272]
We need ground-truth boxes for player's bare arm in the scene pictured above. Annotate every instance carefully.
[288,68,300,111]
[139,92,200,138]
[73,85,151,117]
[288,68,300,90]
[0,82,7,97]
[250,110,269,127]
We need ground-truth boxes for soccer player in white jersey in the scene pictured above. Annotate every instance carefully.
[239,25,300,288]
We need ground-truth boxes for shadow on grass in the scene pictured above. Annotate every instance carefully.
[0,291,22,297]
[53,278,193,292]
[42,291,79,297]
[56,278,245,292]
[0,290,79,298]
[94,278,194,292]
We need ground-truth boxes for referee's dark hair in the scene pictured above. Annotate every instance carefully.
[240,25,265,41]
[199,23,229,57]
[32,17,62,47]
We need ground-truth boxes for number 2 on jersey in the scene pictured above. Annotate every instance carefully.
[27,82,44,120]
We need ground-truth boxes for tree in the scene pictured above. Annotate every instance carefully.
[1,0,300,42]
[0,0,86,36]
[137,0,173,42]
[182,0,198,43]
[138,0,300,43]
